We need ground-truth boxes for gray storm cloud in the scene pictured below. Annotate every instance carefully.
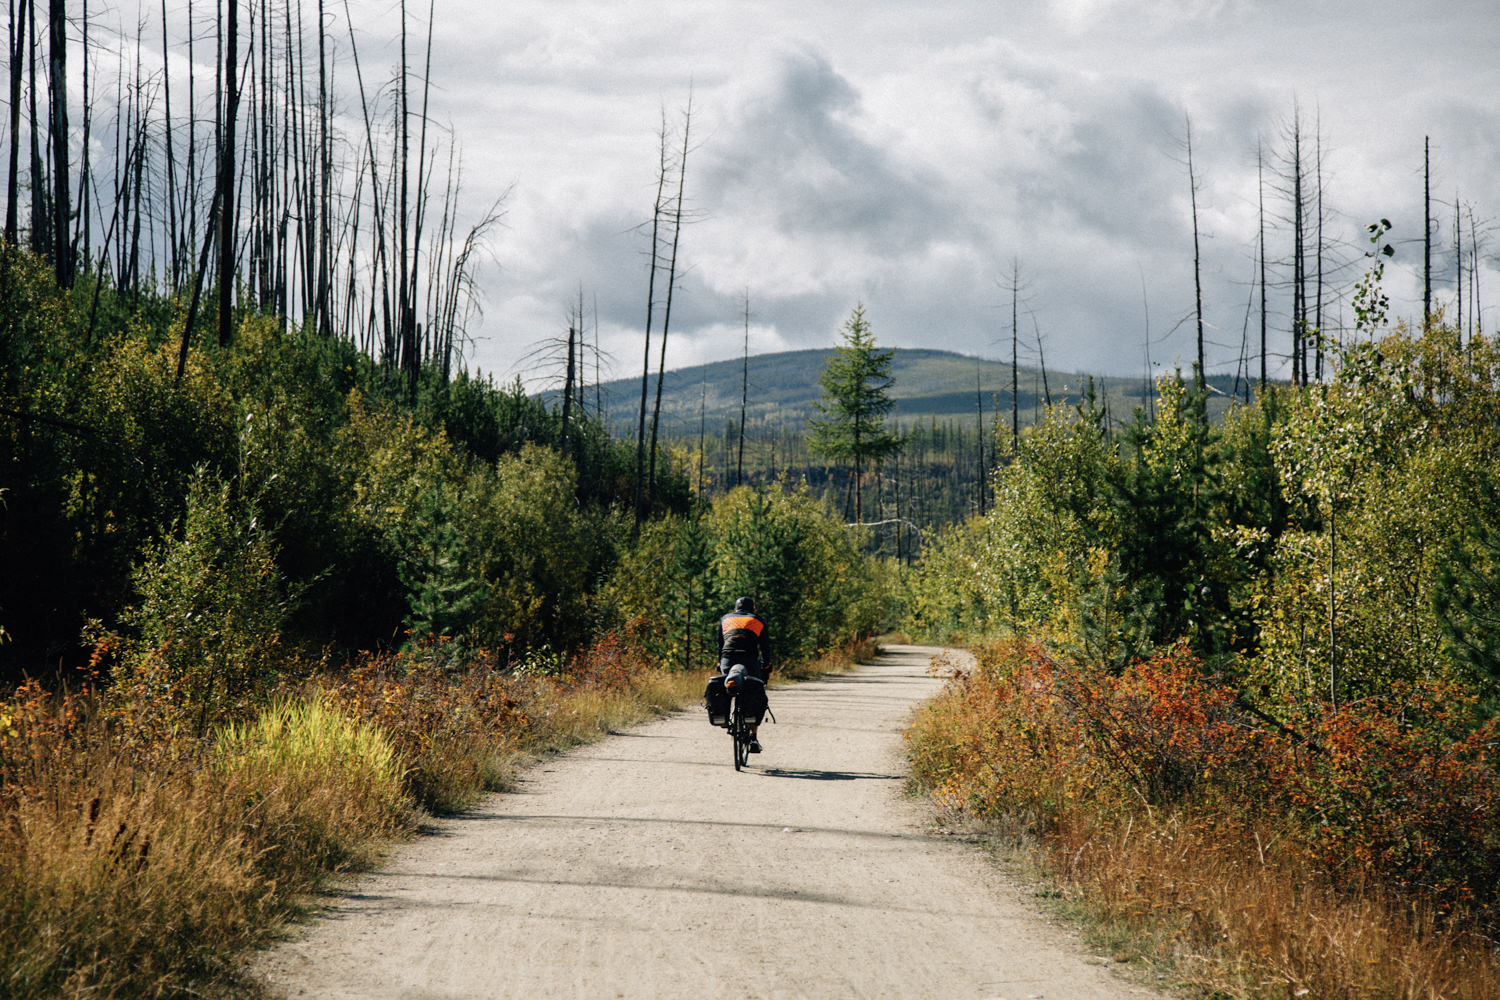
[395,0,1500,384]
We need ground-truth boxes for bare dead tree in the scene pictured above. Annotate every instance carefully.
[736,289,748,488]
[4,0,26,245]
[26,0,44,259]
[1258,140,1267,390]
[560,314,576,458]
[1184,114,1205,389]
[1007,258,1020,452]
[158,0,181,289]
[315,0,332,337]
[634,106,670,528]
[1314,116,1325,378]
[397,0,416,395]
[412,0,439,367]
[648,93,695,500]
[13,0,492,389]
[1032,316,1051,406]
[183,0,200,286]
[342,0,394,359]
[45,0,70,284]
[217,0,240,347]
[1291,109,1308,385]
[1469,203,1483,338]
[1455,195,1462,341]
[90,133,148,347]
[1424,137,1432,329]
[973,366,985,516]
[176,180,223,380]
[1139,262,1155,417]
[698,370,707,494]
[75,0,90,265]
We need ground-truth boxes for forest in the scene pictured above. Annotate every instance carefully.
[3,1,1499,997]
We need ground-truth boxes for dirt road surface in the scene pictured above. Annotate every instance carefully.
[254,645,1165,999]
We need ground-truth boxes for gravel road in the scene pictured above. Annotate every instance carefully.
[253,645,1166,999]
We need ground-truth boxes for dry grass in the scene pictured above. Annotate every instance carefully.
[515,668,704,754]
[0,690,425,998]
[777,636,882,681]
[218,696,413,877]
[1043,809,1500,1000]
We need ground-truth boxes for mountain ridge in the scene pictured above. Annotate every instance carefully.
[563,346,1198,436]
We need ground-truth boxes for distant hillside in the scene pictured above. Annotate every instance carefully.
[559,348,1244,438]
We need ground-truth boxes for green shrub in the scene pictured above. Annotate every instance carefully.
[105,468,292,738]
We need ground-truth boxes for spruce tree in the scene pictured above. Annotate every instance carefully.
[1435,480,1500,695]
[808,304,903,523]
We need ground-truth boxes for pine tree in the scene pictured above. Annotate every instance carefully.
[1103,373,1231,662]
[398,484,481,659]
[1435,480,1500,694]
[807,304,903,523]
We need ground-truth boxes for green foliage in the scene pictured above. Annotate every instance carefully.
[908,323,1500,714]
[710,486,876,662]
[216,695,409,875]
[658,512,717,672]
[903,402,1117,643]
[604,485,891,669]
[1101,373,1236,664]
[1250,327,1500,703]
[466,445,597,653]
[104,468,292,737]
[1434,478,1500,699]
[398,482,483,654]
[1,249,689,680]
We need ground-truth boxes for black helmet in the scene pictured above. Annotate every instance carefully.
[734,596,755,613]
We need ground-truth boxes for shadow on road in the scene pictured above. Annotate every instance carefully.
[757,766,901,781]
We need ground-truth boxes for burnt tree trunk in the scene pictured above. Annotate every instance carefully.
[217,0,240,347]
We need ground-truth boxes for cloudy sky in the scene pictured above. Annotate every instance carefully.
[249,1,1500,383]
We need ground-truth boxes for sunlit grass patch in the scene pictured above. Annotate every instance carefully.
[217,695,412,876]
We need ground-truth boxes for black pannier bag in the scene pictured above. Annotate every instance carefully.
[703,674,730,727]
[731,674,767,726]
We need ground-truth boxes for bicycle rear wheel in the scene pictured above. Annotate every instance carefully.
[731,701,748,770]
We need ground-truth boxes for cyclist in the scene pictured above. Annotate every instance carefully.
[717,596,772,752]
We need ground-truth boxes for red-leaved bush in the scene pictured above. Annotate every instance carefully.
[909,640,1500,929]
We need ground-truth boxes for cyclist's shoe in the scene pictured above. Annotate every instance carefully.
[749,739,763,753]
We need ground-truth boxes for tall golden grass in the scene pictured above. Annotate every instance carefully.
[1044,810,1499,1000]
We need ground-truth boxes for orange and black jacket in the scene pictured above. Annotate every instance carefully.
[717,611,771,668]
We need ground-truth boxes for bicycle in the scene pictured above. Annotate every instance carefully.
[723,667,772,771]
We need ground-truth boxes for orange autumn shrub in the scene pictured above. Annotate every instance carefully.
[1279,685,1500,918]
[907,641,1111,827]
[908,641,1500,932]
[324,641,529,813]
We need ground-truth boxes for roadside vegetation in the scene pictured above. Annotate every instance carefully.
[903,321,1500,998]
[0,241,891,998]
